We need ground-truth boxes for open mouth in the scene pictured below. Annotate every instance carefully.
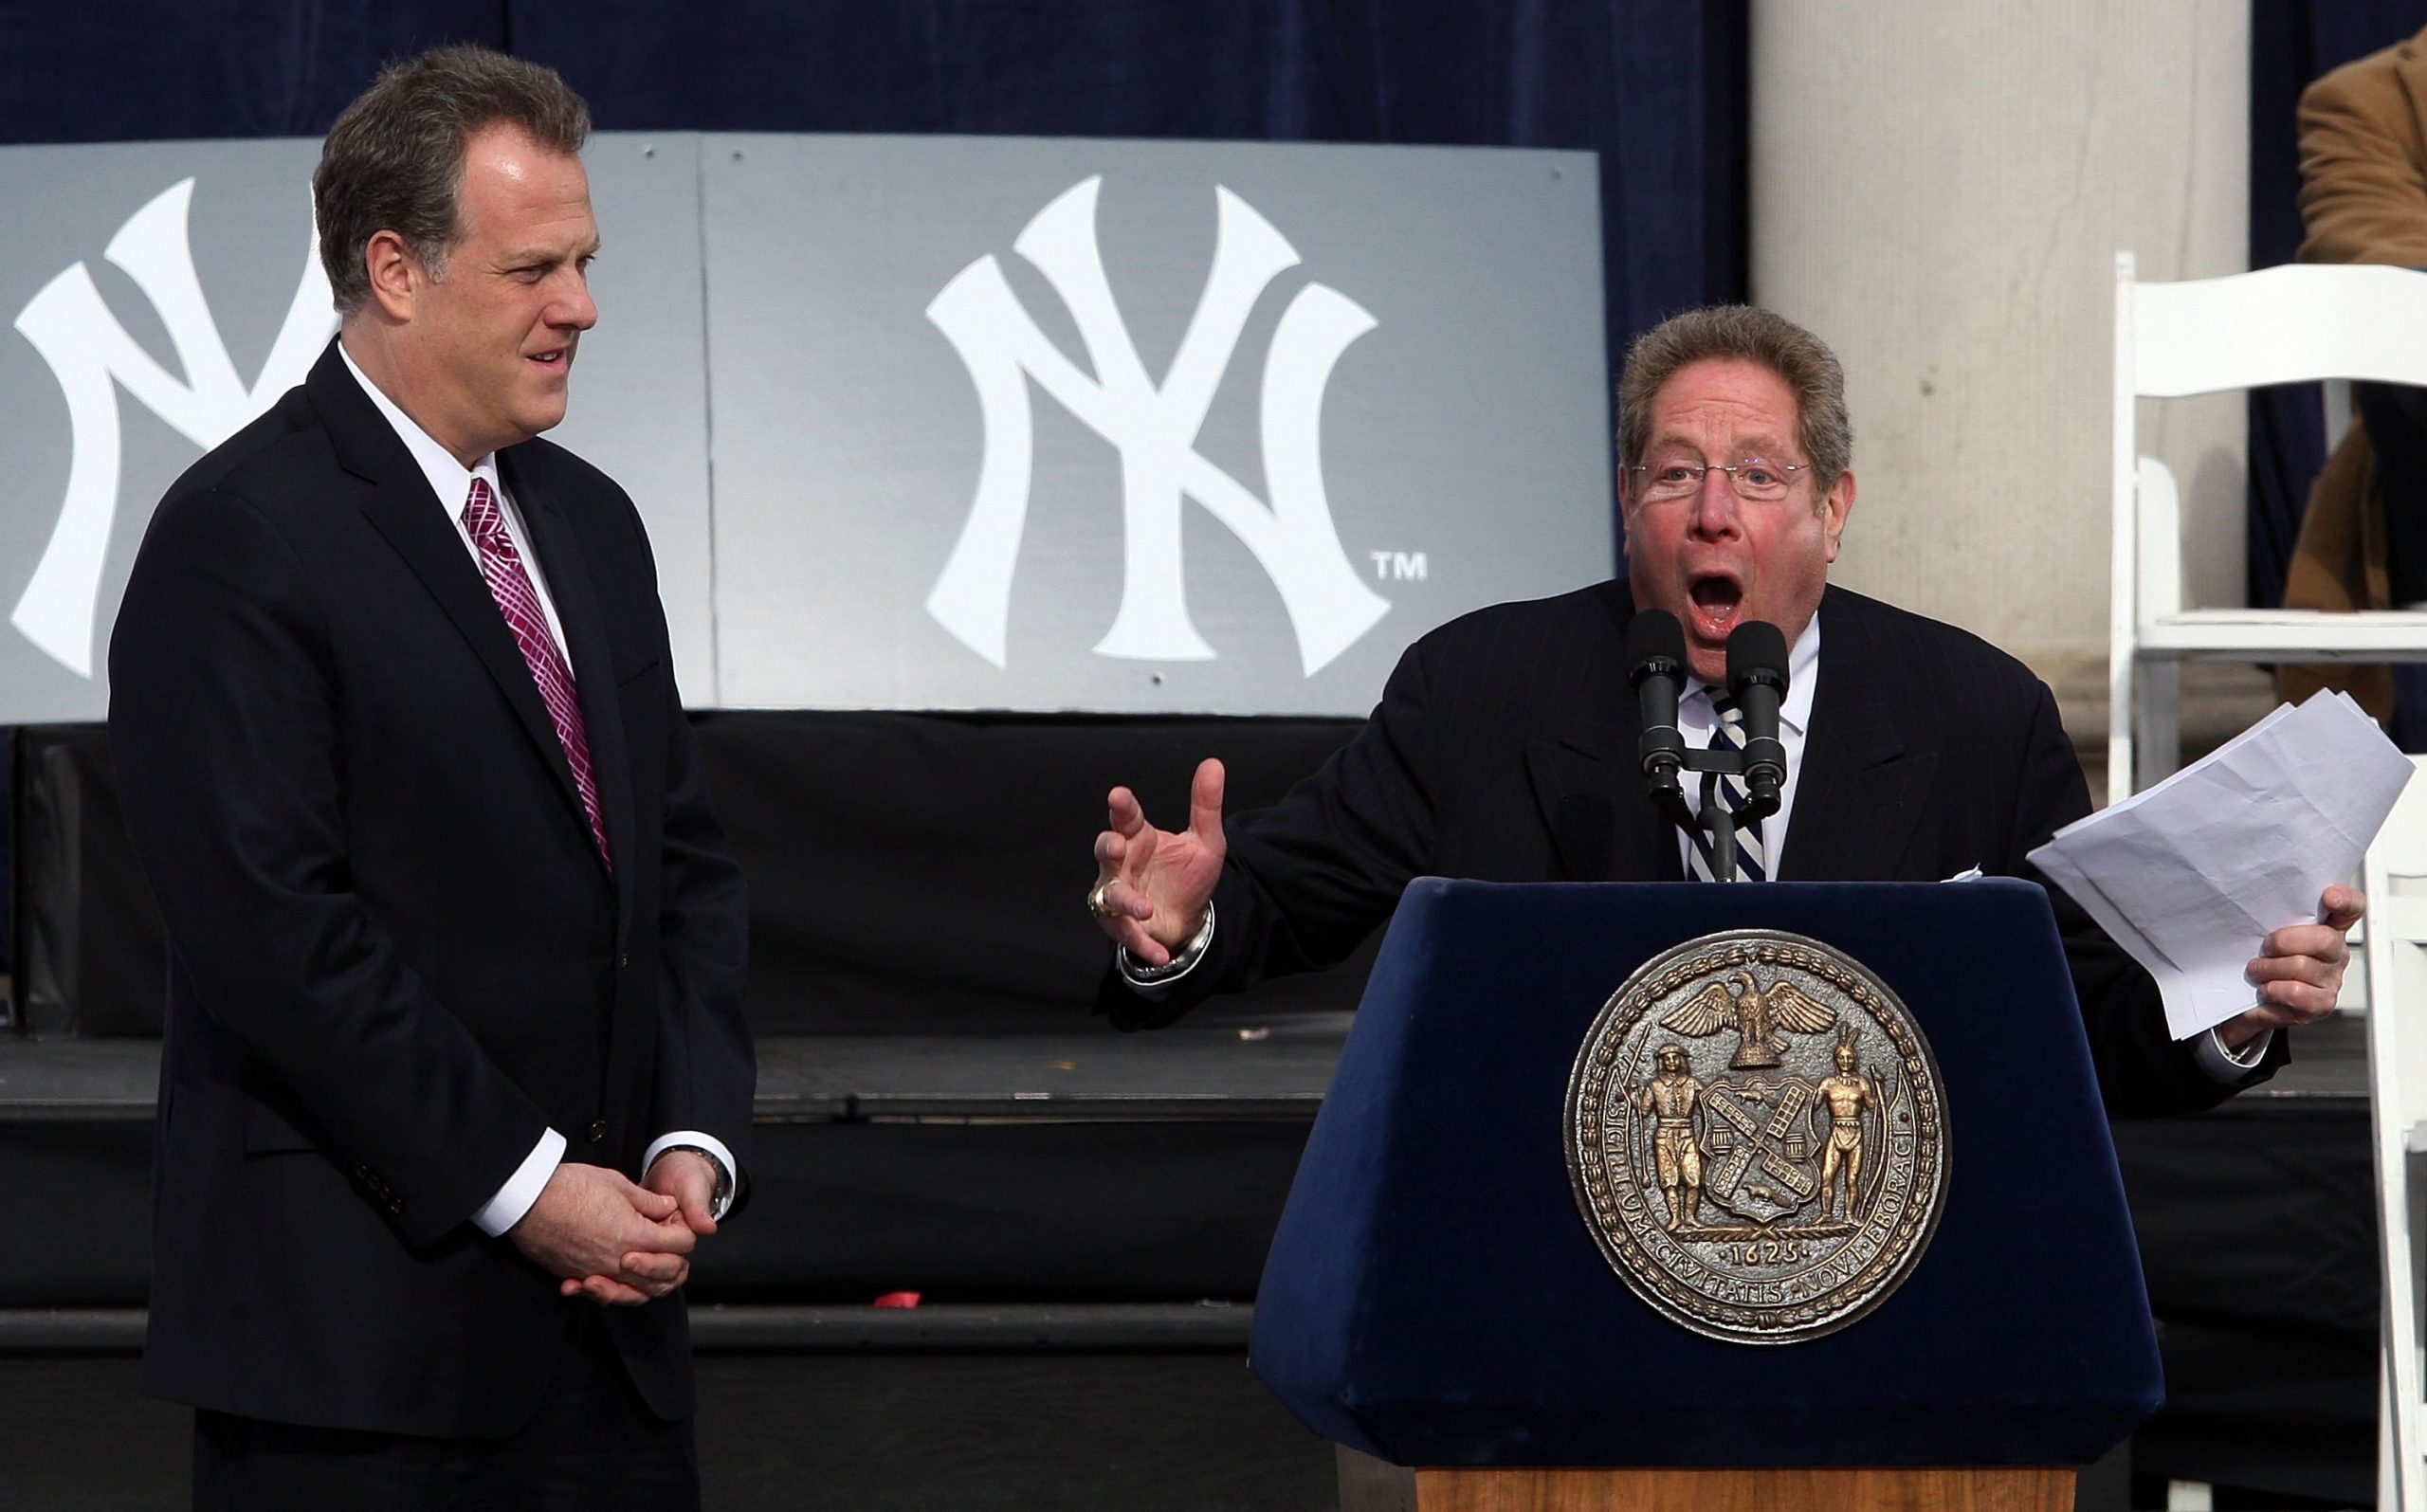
[1687,574,1743,636]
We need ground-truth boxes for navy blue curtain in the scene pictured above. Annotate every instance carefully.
[2247,0,2421,610]
[0,1,1746,442]
[0,3,502,137]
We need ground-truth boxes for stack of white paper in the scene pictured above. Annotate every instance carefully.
[2026,690,2413,1040]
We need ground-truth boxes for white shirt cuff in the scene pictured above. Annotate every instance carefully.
[1115,901,1216,994]
[2198,1025,2273,1081]
[473,1127,566,1236]
[645,1130,739,1221]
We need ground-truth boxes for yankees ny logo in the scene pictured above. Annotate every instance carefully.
[924,175,1388,675]
[14,177,335,675]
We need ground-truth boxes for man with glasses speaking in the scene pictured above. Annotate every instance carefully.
[1082,304,2359,1114]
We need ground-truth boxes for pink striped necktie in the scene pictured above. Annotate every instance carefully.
[462,478,612,872]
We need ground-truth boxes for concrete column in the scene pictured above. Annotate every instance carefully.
[1748,1,2250,697]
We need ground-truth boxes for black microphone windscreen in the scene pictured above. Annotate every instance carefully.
[1726,621,1789,689]
[1627,610,1686,685]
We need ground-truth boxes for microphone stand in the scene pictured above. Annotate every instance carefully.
[1674,740,1776,882]
[1633,615,1784,884]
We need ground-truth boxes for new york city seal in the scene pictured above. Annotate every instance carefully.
[1565,929,1949,1344]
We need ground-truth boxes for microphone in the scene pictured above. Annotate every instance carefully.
[1726,621,1789,823]
[1627,610,1694,829]
[1627,610,1688,790]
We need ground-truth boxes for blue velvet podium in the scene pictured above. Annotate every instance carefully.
[1250,878,2161,1510]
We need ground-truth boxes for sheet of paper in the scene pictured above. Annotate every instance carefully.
[2027,690,2413,1039]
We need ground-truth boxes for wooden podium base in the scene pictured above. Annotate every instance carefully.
[1337,1448,2075,1512]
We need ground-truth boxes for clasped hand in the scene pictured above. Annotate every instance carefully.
[509,1153,721,1306]
[1090,757,1229,966]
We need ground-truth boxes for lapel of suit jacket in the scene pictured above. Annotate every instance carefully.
[509,460,648,1132]
[505,454,637,920]
[1779,588,1937,880]
[1522,588,1683,882]
[312,346,614,891]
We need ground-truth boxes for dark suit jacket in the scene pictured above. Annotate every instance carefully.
[108,341,753,1437]
[1104,579,2281,1117]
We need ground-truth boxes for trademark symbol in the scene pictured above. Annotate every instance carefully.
[1368,550,1428,582]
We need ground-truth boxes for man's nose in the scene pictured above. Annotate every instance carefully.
[1688,469,1741,536]
[553,275,597,332]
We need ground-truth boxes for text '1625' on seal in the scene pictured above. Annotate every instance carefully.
[1565,929,1949,1345]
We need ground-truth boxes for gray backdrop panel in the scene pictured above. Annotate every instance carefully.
[703,134,1611,715]
[0,133,1609,720]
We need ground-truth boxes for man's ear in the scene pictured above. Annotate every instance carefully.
[1820,469,1855,563]
[362,229,421,321]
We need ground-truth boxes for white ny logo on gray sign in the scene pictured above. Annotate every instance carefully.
[925,175,1387,676]
[14,177,333,675]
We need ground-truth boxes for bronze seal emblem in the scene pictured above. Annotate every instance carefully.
[1565,929,1949,1344]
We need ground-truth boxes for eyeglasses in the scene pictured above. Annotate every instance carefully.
[1626,456,1809,503]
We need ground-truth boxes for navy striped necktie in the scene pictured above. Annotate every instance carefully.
[1687,692,1765,882]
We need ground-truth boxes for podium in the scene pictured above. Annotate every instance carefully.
[1250,879,2162,1511]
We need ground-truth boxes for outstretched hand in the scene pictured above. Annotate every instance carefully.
[1090,757,1227,967]
[2218,884,2365,1051]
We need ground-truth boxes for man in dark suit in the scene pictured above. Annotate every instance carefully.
[1086,305,2358,1116]
[107,46,752,1509]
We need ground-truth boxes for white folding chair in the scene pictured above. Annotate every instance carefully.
[2108,253,2427,799]
[2365,755,2427,1510]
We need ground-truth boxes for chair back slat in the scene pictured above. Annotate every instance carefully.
[2133,263,2427,397]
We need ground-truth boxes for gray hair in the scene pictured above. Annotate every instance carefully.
[1616,305,1852,501]
[314,45,591,318]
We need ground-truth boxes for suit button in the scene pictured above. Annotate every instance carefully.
[589,1120,608,1142]
[618,953,630,970]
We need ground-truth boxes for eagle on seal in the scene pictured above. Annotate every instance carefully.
[1661,971,1837,1069]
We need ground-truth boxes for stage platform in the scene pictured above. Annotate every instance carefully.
[0,1015,1348,1307]
[0,1016,1352,1510]
[0,709,2392,1506]
[0,1011,2389,1508]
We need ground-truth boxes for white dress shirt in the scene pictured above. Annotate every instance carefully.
[1672,612,1822,877]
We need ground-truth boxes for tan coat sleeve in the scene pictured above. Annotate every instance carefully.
[2277,422,2394,720]
[2297,28,2427,266]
